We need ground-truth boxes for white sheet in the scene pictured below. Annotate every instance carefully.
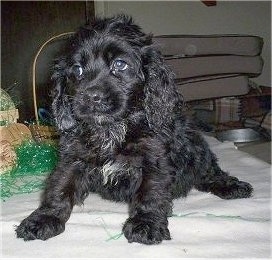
[1,135,271,258]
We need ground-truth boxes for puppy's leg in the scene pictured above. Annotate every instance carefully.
[16,160,90,241]
[122,150,173,245]
[195,154,253,199]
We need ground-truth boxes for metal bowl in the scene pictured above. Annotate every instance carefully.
[216,128,262,143]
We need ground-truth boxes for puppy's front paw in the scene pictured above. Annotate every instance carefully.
[16,214,65,241]
[122,215,170,245]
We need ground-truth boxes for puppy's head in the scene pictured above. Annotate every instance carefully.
[52,15,152,128]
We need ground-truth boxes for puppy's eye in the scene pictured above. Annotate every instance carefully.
[71,65,83,78]
[112,59,128,71]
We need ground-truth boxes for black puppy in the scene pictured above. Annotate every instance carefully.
[16,15,253,244]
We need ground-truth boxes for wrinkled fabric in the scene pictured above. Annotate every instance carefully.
[1,135,270,258]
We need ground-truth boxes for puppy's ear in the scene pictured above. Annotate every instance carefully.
[142,46,184,131]
[51,58,77,133]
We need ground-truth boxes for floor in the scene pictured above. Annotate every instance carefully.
[236,140,271,164]
[205,127,271,164]
[192,105,271,164]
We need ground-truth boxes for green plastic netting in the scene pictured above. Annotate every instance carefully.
[0,141,59,200]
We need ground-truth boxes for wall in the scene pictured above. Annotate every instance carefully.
[95,0,271,87]
[1,1,94,122]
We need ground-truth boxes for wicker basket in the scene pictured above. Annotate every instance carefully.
[0,89,31,173]
[31,32,74,143]
[28,124,59,144]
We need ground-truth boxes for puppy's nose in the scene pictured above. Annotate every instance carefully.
[89,90,104,103]
[92,93,102,103]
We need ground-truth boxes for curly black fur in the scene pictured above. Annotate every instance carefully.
[16,15,253,244]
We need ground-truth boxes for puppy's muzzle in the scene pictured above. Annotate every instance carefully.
[81,86,108,103]
[78,87,112,114]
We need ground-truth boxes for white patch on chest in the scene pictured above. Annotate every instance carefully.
[101,160,127,185]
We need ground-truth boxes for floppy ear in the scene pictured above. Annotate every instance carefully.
[51,58,77,133]
[142,47,184,131]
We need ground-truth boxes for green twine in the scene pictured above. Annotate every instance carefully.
[92,211,269,242]
[0,140,59,200]
[83,211,271,243]
[171,212,270,223]
[106,232,123,241]
[95,217,124,241]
